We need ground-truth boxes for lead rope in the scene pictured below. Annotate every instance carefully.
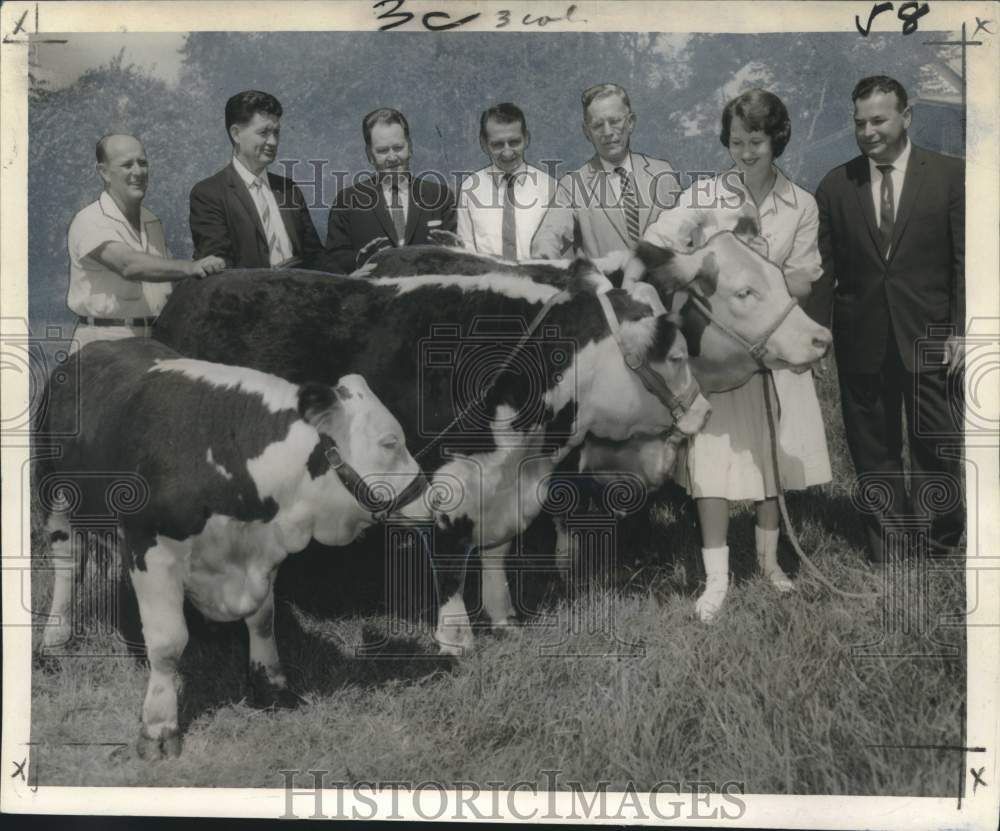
[411,289,567,465]
[761,370,881,600]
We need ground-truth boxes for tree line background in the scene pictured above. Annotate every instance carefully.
[28,30,963,330]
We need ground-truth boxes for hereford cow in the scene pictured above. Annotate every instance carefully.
[153,259,710,653]
[37,339,425,759]
[357,236,832,580]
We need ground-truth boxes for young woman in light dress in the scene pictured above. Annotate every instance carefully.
[642,88,832,621]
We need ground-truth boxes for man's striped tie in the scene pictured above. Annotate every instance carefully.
[252,178,288,266]
[615,166,641,244]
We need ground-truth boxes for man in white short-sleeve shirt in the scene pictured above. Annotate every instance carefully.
[67,133,224,353]
[456,103,556,260]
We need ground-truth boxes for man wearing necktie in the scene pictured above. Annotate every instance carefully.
[811,76,965,563]
[456,103,557,260]
[531,83,680,261]
[326,108,455,273]
[190,90,330,270]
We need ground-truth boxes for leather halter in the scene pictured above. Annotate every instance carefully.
[680,288,798,368]
[596,290,701,434]
[324,441,429,523]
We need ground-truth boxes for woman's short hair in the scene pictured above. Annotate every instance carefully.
[719,88,792,158]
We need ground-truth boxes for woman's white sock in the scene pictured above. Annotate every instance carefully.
[695,545,730,622]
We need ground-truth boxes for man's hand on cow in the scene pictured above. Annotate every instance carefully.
[357,236,394,267]
[427,229,466,249]
[188,255,227,279]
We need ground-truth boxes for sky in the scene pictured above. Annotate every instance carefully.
[29,32,187,90]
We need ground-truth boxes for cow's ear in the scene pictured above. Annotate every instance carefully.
[566,257,610,295]
[298,382,341,433]
[691,251,719,296]
[732,214,759,243]
[628,281,667,316]
[634,239,676,271]
[636,242,695,297]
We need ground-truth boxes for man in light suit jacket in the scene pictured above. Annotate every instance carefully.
[190,90,330,270]
[811,76,965,563]
[326,108,455,273]
[531,83,680,260]
[456,102,556,260]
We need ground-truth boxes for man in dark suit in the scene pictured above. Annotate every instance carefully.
[326,108,456,273]
[811,76,964,562]
[190,90,329,270]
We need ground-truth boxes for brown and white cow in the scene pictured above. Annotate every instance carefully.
[152,258,710,654]
[358,236,832,590]
[37,338,424,759]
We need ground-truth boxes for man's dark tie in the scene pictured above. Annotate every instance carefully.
[389,181,406,245]
[501,173,518,260]
[877,163,895,257]
[615,166,641,244]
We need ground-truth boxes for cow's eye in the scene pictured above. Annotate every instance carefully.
[734,288,755,300]
[378,435,400,450]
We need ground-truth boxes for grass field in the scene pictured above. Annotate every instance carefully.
[27,365,967,794]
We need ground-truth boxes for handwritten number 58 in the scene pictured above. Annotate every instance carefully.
[856,1,931,36]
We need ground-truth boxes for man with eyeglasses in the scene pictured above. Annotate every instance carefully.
[531,83,680,261]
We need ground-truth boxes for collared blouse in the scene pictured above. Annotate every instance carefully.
[642,166,822,288]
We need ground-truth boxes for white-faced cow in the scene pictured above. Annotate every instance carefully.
[355,236,832,583]
[37,339,425,759]
[153,258,710,654]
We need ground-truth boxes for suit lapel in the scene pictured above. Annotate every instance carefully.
[226,164,267,244]
[887,147,926,262]
[633,153,654,235]
[404,178,421,244]
[588,156,628,246]
[847,156,882,258]
[268,173,300,256]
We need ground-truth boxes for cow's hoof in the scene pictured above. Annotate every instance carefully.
[434,624,475,657]
[137,727,182,761]
[249,668,306,710]
[254,686,307,710]
[489,616,517,631]
[41,626,72,651]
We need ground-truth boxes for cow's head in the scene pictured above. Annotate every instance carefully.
[299,376,426,542]
[624,232,832,392]
[569,261,711,442]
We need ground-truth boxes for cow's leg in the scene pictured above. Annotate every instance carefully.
[480,542,517,627]
[245,581,305,710]
[552,515,575,587]
[430,521,475,656]
[129,537,188,760]
[41,506,76,649]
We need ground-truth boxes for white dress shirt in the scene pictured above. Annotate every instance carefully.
[598,152,635,203]
[456,163,557,259]
[868,138,911,228]
[232,156,294,266]
[381,174,410,235]
[67,191,170,317]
